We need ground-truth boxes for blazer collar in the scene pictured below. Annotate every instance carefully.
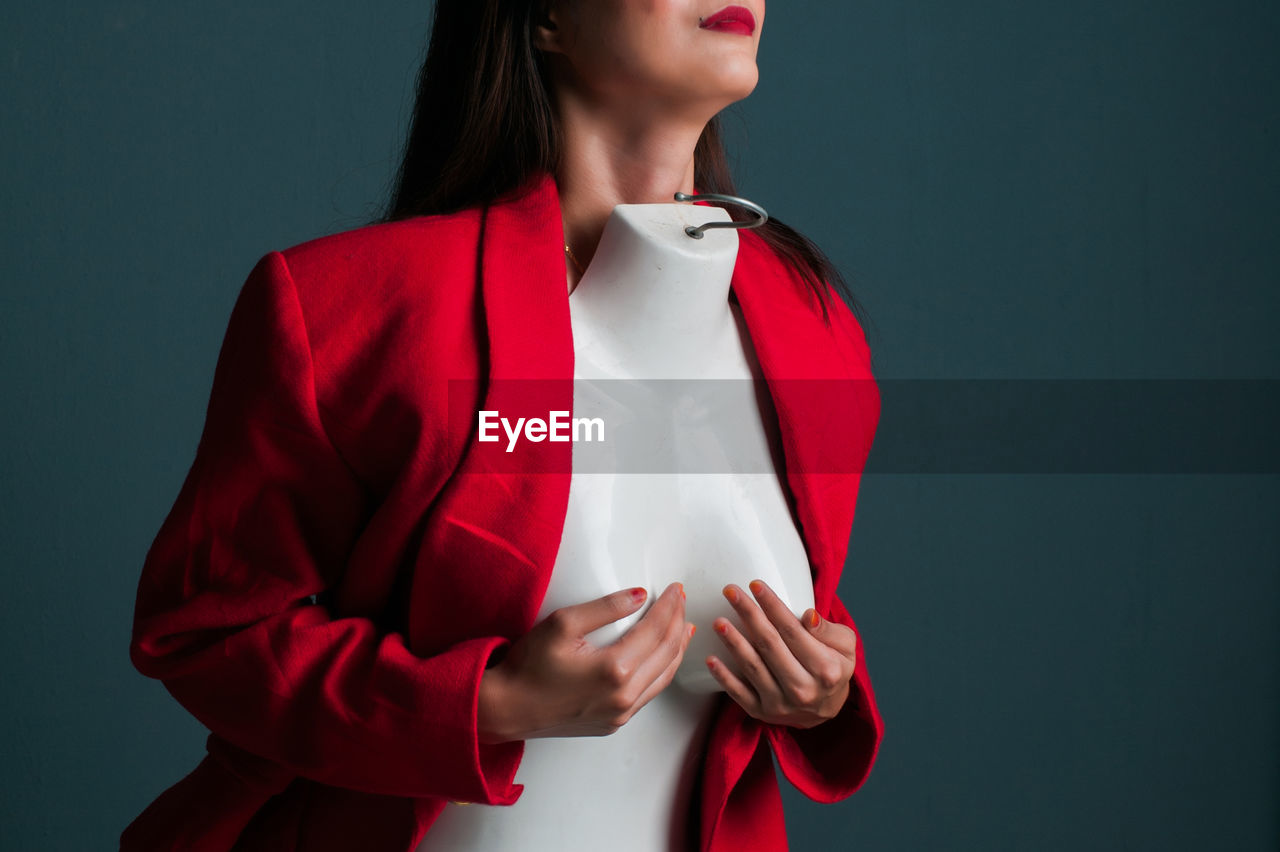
[443,170,864,636]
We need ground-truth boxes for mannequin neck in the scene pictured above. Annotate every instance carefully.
[568,203,740,374]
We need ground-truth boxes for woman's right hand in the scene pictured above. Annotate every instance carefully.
[477,583,695,742]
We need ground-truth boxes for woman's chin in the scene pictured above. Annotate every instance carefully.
[688,59,759,103]
[717,69,761,103]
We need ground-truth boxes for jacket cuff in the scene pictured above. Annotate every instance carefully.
[764,669,881,803]
[453,635,525,805]
[763,597,884,803]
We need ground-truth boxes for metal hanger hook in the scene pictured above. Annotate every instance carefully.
[672,191,769,239]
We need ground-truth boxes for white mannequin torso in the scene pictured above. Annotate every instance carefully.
[416,203,814,851]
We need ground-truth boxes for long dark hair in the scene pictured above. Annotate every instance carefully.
[374,0,871,330]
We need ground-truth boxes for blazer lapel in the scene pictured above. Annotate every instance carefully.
[729,229,878,617]
[408,171,575,652]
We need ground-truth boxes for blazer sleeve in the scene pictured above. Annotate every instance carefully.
[763,591,884,802]
[129,251,525,805]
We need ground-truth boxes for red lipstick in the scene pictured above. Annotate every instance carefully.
[699,5,756,36]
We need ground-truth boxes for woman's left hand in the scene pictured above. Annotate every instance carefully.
[706,580,858,729]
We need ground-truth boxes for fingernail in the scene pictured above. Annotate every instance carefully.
[678,582,686,601]
[631,587,647,603]
[688,623,697,638]
[723,585,739,604]
[806,609,820,628]
[748,580,764,596]
[714,619,728,635]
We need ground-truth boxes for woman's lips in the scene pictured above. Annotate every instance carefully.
[699,5,756,36]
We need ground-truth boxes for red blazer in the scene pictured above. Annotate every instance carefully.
[122,170,884,851]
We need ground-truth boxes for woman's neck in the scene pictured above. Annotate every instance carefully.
[555,134,700,282]
[568,203,740,376]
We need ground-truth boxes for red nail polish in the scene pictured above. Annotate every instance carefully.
[723,586,738,604]
[806,610,820,628]
[749,580,764,596]
[630,587,647,603]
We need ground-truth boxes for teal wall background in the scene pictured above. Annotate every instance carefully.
[2,2,1276,849]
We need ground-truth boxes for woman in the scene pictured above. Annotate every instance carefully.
[123,1,884,850]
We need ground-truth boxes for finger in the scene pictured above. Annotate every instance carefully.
[628,622,696,715]
[705,653,762,718]
[710,615,784,705]
[721,583,811,693]
[607,582,686,676]
[558,586,650,636]
[801,608,859,664]
[746,579,847,674]
[619,595,690,697]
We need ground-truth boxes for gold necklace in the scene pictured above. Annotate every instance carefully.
[564,242,585,275]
